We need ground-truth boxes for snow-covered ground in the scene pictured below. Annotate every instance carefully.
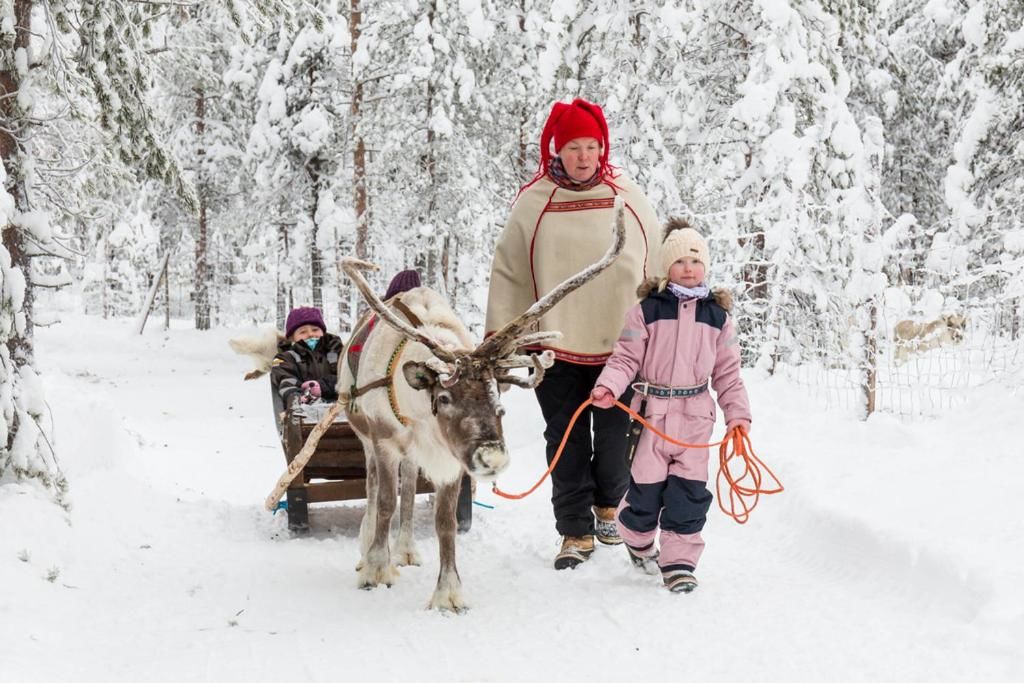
[2,315,1022,682]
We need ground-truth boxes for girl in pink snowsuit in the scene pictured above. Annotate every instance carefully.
[591,219,751,593]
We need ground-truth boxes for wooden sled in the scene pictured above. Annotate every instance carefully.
[271,386,473,533]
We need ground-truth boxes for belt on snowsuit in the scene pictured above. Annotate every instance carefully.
[630,380,709,398]
[623,380,708,463]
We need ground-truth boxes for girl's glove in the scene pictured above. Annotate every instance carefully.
[301,380,322,402]
[726,419,751,436]
[590,386,615,409]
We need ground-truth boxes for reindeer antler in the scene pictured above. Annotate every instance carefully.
[341,258,459,363]
[493,349,556,370]
[495,352,554,389]
[474,197,627,360]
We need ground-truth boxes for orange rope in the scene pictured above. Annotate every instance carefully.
[491,398,783,523]
[714,427,784,524]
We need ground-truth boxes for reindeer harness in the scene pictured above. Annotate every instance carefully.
[346,298,425,425]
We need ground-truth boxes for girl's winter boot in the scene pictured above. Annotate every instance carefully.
[663,569,698,593]
[625,544,660,575]
[593,506,622,545]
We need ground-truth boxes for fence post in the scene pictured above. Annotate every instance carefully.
[863,301,878,417]
[136,252,171,335]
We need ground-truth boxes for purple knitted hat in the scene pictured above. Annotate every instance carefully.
[384,269,422,300]
[285,306,327,338]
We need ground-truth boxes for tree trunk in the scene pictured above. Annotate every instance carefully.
[444,233,458,307]
[440,232,451,299]
[333,227,350,332]
[1012,298,1021,341]
[862,120,885,419]
[737,144,771,371]
[277,222,289,330]
[350,0,368,261]
[742,230,769,302]
[516,2,528,175]
[308,157,324,311]
[101,235,110,319]
[1,0,35,365]
[0,0,64,494]
[739,226,771,371]
[420,0,441,290]
[194,88,210,330]
[1,222,33,364]
[164,259,170,330]
[864,302,878,416]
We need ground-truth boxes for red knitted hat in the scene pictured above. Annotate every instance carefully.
[539,98,610,169]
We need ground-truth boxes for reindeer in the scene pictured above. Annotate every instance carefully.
[893,312,968,362]
[338,201,626,611]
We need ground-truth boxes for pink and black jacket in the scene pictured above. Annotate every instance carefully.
[596,283,751,429]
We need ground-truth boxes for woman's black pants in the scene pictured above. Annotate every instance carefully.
[533,360,633,538]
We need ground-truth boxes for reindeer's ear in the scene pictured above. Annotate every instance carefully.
[403,361,438,390]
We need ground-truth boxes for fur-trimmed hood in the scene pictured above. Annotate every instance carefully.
[635,276,733,312]
[635,276,660,300]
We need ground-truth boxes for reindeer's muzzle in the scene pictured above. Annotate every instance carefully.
[468,441,510,480]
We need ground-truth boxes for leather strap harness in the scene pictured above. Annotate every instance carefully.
[346,298,424,425]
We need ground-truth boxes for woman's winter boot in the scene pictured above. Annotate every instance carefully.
[554,535,595,570]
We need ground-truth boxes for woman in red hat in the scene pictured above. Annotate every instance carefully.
[485,98,662,570]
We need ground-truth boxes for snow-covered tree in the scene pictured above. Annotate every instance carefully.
[938,1,1023,294]
[150,3,264,329]
[246,3,351,322]
[358,0,509,318]
[2,0,68,494]
[1,0,269,495]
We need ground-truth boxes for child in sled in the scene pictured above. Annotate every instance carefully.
[271,307,345,406]
[272,266,418,404]
[590,220,752,593]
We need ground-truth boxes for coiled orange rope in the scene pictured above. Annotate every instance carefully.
[714,427,783,524]
[491,398,783,524]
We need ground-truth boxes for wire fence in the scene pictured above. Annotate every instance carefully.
[776,300,1023,418]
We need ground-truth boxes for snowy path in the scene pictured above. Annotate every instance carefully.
[1,316,1021,681]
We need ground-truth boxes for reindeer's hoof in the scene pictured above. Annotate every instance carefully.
[394,548,422,567]
[358,563,399,589]
[428,588,470,613]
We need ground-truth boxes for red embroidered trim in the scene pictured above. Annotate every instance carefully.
[346,315,377,354]
[529,187,559,301]
[624,201,648,278]
[522,344,610,366]
[545,197,617,212]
